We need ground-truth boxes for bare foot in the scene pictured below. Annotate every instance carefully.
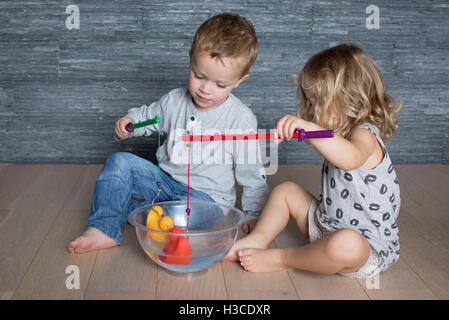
[238,248,290,273]
[222,233,268,262]
[68,228,118,254]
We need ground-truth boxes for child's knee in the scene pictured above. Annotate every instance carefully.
[325,229,369,266]
[273,181,300,197]
[96,152,136,182]
[107,152,131,166]
[104,152,134,173]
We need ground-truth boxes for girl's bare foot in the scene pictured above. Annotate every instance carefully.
[238,248,290,273]
[222,233,268,262]
[68,228,118,254]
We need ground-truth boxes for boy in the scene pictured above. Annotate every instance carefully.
[69,13,268,253]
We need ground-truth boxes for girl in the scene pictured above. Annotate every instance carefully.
[224,44,402,278]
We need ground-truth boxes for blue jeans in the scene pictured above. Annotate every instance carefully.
[87,152,214,245]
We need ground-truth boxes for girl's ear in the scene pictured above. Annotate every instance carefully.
[234,74,250,88]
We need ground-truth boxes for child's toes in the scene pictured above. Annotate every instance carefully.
[240,259,250,268]
[68,239,80,253]
[240,260,255,272]
[238,248,252,258]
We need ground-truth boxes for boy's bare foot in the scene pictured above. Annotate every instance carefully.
[238,248,290,273]
[68,228,118,254]
[222,234,268,262]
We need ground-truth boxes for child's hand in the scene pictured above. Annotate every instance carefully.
[242,219,257,234]
[274,114,306,144]
[114,116,134,140]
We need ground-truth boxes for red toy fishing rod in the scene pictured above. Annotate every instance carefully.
[182,128,334,142]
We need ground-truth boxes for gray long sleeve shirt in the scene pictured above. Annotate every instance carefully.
[124,88,269,219]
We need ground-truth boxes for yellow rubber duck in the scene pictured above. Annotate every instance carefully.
[146,206,174,242]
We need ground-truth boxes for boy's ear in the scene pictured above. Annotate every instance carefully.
[234,74,250,88]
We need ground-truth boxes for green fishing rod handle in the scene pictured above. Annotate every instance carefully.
[125,116,160,133]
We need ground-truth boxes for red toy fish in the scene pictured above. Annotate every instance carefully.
[159,226,192,265]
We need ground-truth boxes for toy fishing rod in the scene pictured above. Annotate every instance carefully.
[125,115,163,205]
[125,116,160,133]
[182,128,334,142]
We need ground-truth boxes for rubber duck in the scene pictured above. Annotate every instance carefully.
[160,226,192,265]
[146,206,174,242]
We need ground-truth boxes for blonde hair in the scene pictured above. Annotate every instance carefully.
[190,12,259,77]
[295,44,402,141]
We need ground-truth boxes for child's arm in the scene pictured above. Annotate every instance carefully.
[234,160,269,232]
[125,102,164,138]
[233,118,269,231]
[275,115,377,170]
[114,93,169,140]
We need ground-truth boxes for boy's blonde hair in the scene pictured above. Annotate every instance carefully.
[295,44,402,141]
[190,12,259,77]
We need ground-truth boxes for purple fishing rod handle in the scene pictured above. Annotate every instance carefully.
[294,128,334,141]
[125,122,134,133]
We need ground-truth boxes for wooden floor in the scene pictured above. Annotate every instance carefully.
[0,163,447,300]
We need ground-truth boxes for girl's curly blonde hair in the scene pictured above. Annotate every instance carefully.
[295,44,402,141]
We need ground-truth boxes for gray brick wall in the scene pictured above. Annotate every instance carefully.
[1,1,448,164]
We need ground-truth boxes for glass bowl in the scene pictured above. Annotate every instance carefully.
[128,200,245,273]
